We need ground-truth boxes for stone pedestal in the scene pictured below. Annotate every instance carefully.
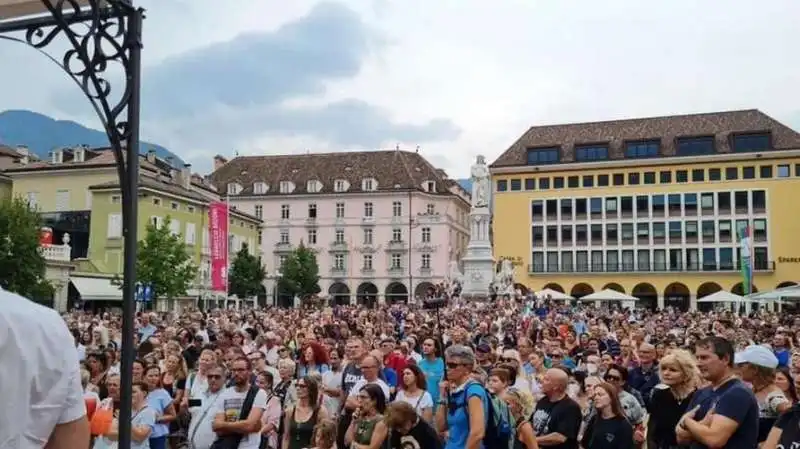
[461,206,495,298]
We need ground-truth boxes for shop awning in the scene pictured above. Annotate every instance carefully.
[71,277,122,301]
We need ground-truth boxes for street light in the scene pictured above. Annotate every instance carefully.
[0,2,142,448]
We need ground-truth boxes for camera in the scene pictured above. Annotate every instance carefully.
[422,297,448,310]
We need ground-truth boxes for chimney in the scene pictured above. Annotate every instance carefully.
[146,148,156,164]
[16,145,29,165]
[213,155,228,171]
[181,163,192,189]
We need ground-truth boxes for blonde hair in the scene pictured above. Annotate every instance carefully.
[278,358,297,373]
[504,388,535,419]
[659,349,701,389]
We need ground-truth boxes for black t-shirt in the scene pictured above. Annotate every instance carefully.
[581,415,634,449]
[647,386,695,448]
[774,406,800,448]
[389,419,443,449]
[687,378,759,449]
[530,395,582,449]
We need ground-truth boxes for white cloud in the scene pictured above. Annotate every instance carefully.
[0,0,798,178]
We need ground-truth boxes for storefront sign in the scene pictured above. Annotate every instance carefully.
[778,257,800,263]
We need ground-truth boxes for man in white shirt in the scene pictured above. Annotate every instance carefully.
[212,358,267,449]
[188,365,227,449]
[346,355,391,408]
[0,286,89,448]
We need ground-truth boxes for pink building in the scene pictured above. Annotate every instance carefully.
[209,149,471,306]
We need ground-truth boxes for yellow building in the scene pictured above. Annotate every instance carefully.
[490,109,800,311]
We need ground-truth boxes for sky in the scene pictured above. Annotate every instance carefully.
[0,0,799,177]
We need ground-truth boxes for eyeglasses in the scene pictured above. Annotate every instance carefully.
[361,365,378,369]
[604,375,621,382]
[446,362,464,369]
[500,357,515,363]
[207,374,223,379]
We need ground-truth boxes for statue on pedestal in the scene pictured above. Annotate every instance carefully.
[470,155,490,208]
[493,259,516,297]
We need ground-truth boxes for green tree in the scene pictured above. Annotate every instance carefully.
[228,243,265,299]
[136,216,198,304]
[0,197,53,300]
[277,243,320,300]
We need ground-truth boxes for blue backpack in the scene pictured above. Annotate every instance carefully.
[461,382,516,449]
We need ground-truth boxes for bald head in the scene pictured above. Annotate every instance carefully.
[546,368,569,388]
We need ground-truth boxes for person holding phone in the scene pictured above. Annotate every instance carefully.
[187,365,227,449]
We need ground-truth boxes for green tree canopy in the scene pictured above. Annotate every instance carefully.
[277,243,320,299]
[228,243,265,299]
[0,197,53,299]
[136,216,198,303]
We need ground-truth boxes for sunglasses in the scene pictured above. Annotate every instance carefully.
[500,357,516,363]
[207,374,223,380]
[446,362,464,369]
[604,375,621,382]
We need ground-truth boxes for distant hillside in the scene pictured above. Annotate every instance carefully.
[458,178,472,192]
[0,110,182,164]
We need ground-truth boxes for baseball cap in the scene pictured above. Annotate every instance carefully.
[734,345,778,369]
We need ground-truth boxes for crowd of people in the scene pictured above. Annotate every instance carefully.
[53,293,800,449]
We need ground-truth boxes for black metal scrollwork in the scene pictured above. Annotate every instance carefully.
[1,0,138,181]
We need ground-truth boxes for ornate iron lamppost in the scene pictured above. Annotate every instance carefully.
[0,1,142,447]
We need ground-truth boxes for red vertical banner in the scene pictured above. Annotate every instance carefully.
[209,201,229,292]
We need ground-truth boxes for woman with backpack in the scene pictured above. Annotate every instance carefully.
[435,345,489,449]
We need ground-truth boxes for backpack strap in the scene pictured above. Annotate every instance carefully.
[238,386,260,420]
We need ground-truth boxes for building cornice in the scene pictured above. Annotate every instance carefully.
[490,148,800,176]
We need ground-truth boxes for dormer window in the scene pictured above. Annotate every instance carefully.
[279,181,294,193]
[361,178,378,191]
[423,181,436,192]
[227,183,242,195]
[51,150,63,164]
[334,179,349,192]
[307,180,322,193]
[253,182,269,194]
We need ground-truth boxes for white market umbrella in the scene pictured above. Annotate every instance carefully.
[697,290,752,303]
[535,288,574,301]
[580,289,638,302]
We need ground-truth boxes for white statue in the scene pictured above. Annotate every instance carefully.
[493,259,516,295]
[470,155,490,208]
[448,260,464,285]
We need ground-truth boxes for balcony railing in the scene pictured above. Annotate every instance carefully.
[273,241,293,252]
[527,261,776,274]
[385,240,408,252]
[388,266,405,276]
[40,244,71,262]
[418,266,433,277]
[330,267,347,277]
[329,241,349,252]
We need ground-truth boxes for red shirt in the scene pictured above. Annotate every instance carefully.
[384,351,407,374]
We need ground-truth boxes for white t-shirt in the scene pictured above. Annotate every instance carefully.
[188,389,225,449]
[0,287,86,447]
[321,368,343,416]
[213,386,268,449]
[348,378,391,400]
[394,390,434,415]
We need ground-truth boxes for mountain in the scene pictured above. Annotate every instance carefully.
[458,178,472,192]
[0,110,182,164]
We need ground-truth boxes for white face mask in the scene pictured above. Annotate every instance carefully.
[567,383,581,399]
